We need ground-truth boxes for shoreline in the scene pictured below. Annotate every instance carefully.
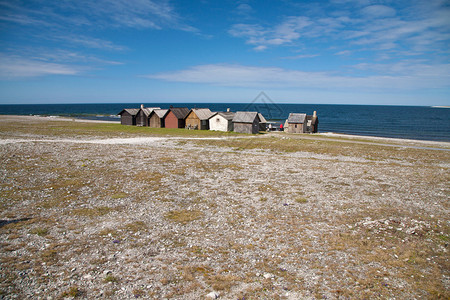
[1,114,449,148]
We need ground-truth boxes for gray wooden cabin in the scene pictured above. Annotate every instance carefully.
[136,105,161,126]
[118,108,140,126]
[286,113,307,133]
[149,109,168,128]
[232,111,265,134]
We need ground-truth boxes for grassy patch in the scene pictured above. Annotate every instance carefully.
[165,210,203,224]
[29,227,49,236]
[60,286,83,298]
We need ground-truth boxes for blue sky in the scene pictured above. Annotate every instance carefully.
[0,0,449,105]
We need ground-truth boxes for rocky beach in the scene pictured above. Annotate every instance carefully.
[0,115,448,299]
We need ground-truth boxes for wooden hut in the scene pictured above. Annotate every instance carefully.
[185,108,214,130]
[136,105,161,126]
[232,111,264,134]
[118,108,139,126]
[305,111,319,133]
[286,113,306,133]
[149,109,168,128]
[209,111,235,132]
[164,107,190,128]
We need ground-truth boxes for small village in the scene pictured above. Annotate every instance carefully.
[118,105,319,134]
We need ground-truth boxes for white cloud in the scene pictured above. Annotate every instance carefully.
[0,55,81,78]
[146,63,450,90]
[360,5,396,18]
[228,1,450,58]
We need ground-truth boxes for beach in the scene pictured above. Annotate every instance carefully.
[0,115,449,299]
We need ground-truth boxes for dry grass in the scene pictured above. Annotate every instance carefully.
[0,117,448,299]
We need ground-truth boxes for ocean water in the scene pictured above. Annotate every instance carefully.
[0,103,449,142]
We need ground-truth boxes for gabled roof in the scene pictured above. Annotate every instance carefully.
[118,108,139,116]
[258,113,267,123]
[232,111,259,123]
[140,107,160,117]
[168,107,190,119]
[216,111,235,121]
[190,108,214,120]
[287,113,306,124]
[151,109,168,118]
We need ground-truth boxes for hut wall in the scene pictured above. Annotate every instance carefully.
[164,111,179,128]
[149,114,162,128]
[120,112,135,126]
[185,112,201,129]
[136,110,148,126]
[288,123,304,133]
[210,115,230,131]
[234,120,259,134]
[200,120,209,130]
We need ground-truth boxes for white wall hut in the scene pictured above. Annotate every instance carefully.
[209,111,235,132]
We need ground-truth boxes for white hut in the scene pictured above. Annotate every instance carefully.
[209,111,235,132]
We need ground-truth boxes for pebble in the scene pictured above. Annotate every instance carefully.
[206,291,219,299]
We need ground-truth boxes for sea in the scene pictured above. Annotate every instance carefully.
[0,103,449,142]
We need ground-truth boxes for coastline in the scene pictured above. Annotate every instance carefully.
[1,114,449,149]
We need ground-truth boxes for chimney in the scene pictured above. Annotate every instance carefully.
[227,108,230,112]
[141,104,144,109]
[313,111,317,118]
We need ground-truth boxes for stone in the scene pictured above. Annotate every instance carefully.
[206,291,219,299]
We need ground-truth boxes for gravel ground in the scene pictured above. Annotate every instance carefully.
[0,116,449,299]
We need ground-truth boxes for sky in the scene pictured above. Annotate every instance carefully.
[0,0,449,105]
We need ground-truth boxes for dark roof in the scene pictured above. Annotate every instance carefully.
[232,111,259,123]
[216,111,235,121]
[287,113,306,124]
[189,108,214,120]
[118,108,139,116]
[169,107,190,119]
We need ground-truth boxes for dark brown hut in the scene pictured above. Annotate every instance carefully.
[149,109,168,128]
[185,108,214,130]
[135,105,161,126]
[164,107,190,128]
[118,108,139,126]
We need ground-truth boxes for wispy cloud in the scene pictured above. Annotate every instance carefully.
[0,0,196,31]
[146,63,450,90]
[0,54,82,78]
[228,1,450,59]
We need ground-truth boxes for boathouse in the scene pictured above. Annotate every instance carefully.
[118,108,140,126]
[209,111,235,132]
[164,107,190,128]
[149,109,168,128]
[185,108,214,130]
[286,113,306,133]
[136,105,161,126]
[232,111,264,134]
